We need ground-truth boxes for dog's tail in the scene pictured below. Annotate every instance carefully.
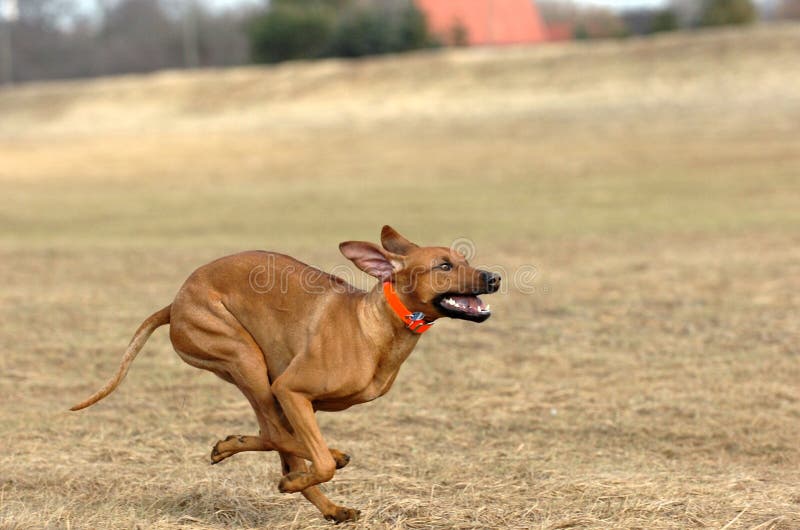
[70,305,172,411]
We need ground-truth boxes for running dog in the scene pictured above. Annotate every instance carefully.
[71,226,500,523]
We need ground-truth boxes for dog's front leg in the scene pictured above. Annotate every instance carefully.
[272,380,337,493]
[280,452,360,523]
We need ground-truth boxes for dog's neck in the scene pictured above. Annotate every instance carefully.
[357,283,423,353]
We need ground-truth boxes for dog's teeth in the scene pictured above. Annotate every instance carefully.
[484,304,491,311]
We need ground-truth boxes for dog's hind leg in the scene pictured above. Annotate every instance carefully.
[171,301,301,462]
[280,452,359,524]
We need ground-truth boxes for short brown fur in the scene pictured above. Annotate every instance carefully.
[71,226,499,523]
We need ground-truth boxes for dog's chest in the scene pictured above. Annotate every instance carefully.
[315,339,414,410]
[314,367,399,411]
[351,340,414,402]
[361,366,400,401]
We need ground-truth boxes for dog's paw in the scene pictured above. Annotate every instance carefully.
[210,441,227,464]
[210,435,246,464]
[330,449,351,469]
[324,506,360,524]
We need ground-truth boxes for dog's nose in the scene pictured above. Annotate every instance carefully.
[480,271,501,293]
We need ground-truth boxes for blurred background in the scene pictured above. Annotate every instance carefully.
[1,1,799,529]
[1,0,799,82]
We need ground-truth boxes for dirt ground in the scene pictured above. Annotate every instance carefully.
[1,24,799,529]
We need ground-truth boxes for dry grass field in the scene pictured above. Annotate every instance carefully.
[2,24,800,529]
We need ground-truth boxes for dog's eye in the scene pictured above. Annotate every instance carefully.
[438,262,452,271]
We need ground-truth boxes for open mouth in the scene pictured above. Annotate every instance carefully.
[435,294,492,323]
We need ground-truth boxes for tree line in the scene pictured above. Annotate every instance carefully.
[541,0,800,40]
[1,0,799,85]
[1,0,253,83]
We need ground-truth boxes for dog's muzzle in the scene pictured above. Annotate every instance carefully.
[434,270,500,323]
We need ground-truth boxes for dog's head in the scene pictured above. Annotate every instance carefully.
[340,226,500,323]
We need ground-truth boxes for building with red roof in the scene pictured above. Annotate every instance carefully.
[415,0,549,46]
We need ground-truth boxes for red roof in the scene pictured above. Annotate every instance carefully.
[415,0,548,46]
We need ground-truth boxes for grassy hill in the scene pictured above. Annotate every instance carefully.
[1,24,799,247]
[1,24,799,529]
[2,24,799,139]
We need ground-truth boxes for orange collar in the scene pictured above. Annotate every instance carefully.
[382,282,434,334]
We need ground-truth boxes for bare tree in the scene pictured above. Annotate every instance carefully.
[538,1,626,39]
[96,0,183,75]
[537,0,578,25]
[671,0,704,26]
[777,0,800,18]
[182,0,199,68]
[1,0,17,84]
[0,0,255,83]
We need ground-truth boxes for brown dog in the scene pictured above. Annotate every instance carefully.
[71,226,500,523]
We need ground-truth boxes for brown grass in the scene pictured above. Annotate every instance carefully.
[1,24,800,529]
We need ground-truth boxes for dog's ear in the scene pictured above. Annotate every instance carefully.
[380,225,418,255]
[339,241,404,281]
